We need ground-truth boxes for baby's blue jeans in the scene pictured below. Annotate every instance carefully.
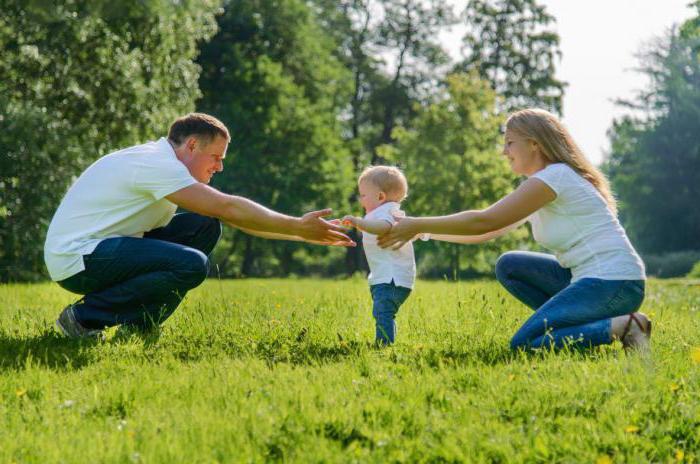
[370,281,411,344]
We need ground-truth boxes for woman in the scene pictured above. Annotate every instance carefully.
[378,108,650,351]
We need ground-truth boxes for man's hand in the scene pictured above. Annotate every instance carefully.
[296,209,356,247]
[377,216,418,250]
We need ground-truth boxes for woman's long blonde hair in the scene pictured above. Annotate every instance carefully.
[506,108,617,215]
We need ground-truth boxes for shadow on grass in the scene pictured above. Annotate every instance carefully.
[0,330,101,371]
[0,328,614,373]
[250,339,615,370]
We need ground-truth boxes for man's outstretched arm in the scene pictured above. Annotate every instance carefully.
[167,183,354,246]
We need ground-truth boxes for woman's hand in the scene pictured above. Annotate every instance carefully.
[377,216,419,250]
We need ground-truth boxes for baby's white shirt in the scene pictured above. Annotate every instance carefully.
[361,201,416,289]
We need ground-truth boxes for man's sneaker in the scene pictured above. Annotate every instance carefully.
[56,305,104,339]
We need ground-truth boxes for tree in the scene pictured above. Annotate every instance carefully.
[605,7,700,253]
[456,0,565,114]
[196,0,354,277]
[0,0,220,281]
[384,73,528,277]
[310,0,456,274]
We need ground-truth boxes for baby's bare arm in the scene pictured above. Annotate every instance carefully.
[343,216,392,235]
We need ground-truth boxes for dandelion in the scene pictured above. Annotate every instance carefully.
[675,450,684,461]
[624,425,640,434]
[15,388,26,398]
[669,383,681,392]
[596,456,613,464]
[691,347,700,363]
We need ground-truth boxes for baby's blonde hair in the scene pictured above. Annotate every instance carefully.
[358,165,408,202]
[506,108,618,215]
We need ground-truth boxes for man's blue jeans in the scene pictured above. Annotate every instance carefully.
[370,281,411,344]
[57,213,221,330]
[495,251,645,350]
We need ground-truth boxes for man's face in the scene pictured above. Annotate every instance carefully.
[180,135,228,183]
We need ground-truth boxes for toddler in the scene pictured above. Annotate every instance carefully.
[343,166,417,345]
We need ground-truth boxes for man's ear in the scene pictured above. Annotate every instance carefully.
[186,136,198,153]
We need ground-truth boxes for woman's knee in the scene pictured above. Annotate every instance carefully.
[510,335,527,351]
[495,251,522,283]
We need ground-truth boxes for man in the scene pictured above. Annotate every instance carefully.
[45,113,353,338]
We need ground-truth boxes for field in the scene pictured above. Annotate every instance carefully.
[0,278,699,463]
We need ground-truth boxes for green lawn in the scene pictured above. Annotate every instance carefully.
[0,278,699,463]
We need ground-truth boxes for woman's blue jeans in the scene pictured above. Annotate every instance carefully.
[495,251,645,350]
[57,213,221,330]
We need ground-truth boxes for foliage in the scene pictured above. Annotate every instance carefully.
[605,8,700,254]
[196,0,354,277]
[310,0,458,274]
[641,251,700,278]
[0,0,220,281]
[687,261,700,279]
[456,0,566,114]
[0,279,699,461]
[386,73,530,277]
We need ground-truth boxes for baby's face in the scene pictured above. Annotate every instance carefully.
[358,180,385,213]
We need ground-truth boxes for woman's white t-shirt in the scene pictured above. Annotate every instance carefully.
[528,163,645,282]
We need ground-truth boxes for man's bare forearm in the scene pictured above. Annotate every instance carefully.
[221,196,301,235]
[234,225,305,242]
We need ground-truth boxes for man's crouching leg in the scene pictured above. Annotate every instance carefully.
[56,222,220,337]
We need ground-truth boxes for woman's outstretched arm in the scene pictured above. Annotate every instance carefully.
[430,218,528,244]
[378,178,555,249]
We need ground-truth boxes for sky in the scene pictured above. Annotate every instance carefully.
[443,0,696,165]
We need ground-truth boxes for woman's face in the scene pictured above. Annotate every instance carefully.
[502,129,545,176]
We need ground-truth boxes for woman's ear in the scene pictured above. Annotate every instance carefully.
[378,191,386,202]
[529,140,543,157]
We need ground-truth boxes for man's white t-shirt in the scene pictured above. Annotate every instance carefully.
[44,138,198,281]
[528,163,645,282]
[361,201,416,289]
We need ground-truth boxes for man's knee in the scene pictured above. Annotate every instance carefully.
[203,216,222,240]
[177,248,210,289]
[199,216,222,254]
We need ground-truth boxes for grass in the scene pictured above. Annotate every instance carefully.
[0,277,699,463]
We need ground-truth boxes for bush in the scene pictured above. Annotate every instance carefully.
[642,250,700,278]
[687,261,700,279]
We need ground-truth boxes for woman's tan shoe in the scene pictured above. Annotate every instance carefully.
[620,312,652,351]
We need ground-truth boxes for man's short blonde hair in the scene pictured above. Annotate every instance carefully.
[358,165,408,202]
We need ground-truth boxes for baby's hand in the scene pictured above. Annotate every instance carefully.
[342,215,358,227]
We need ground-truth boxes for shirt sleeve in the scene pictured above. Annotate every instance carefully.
[366,204,401,225]
[132,156,198,201]
[531,164,566,197]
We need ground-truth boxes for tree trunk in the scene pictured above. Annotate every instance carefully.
[241,234,255,277]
